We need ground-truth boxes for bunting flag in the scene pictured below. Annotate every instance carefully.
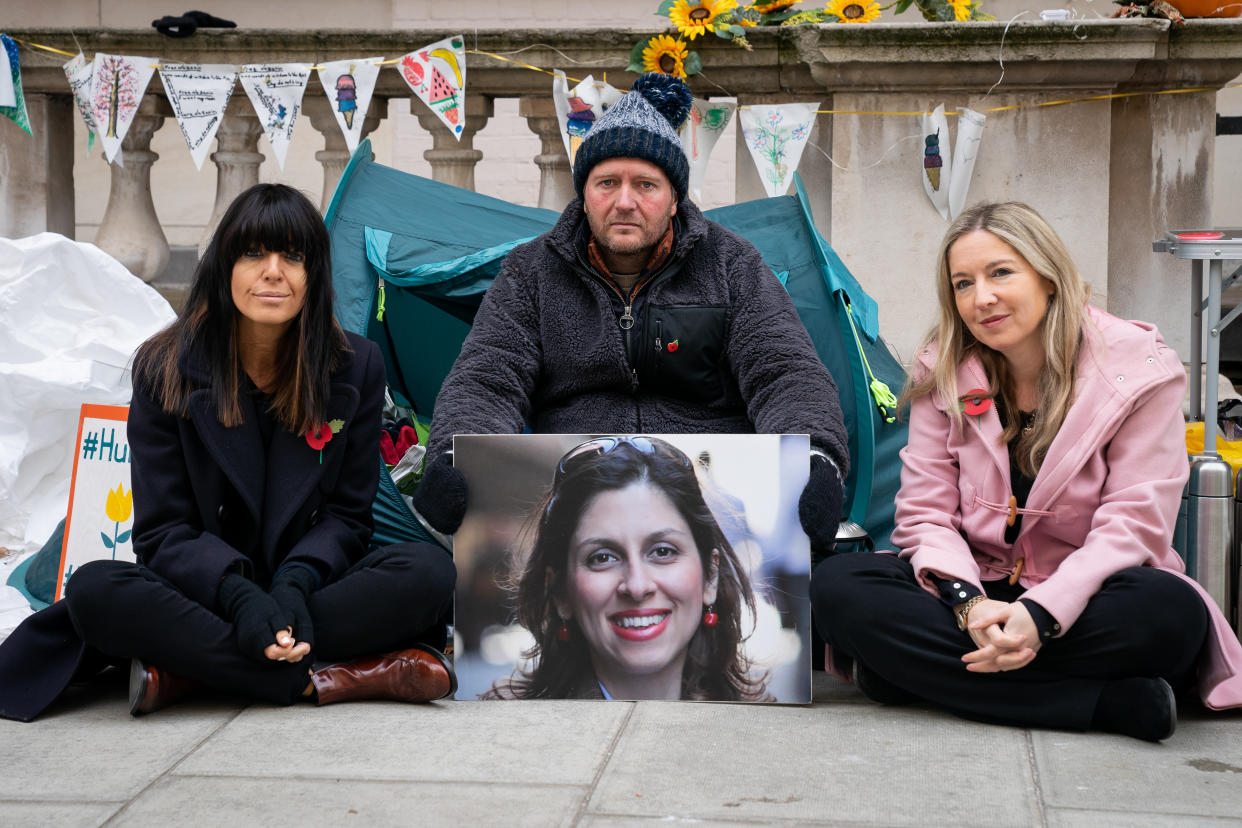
[317,57,382,154]
[398,36,467,140]
[0,34,31,136]
[91,54,159,163]
[551,70,621,167]
[947,107,986,221]
[0,35,15,108]
[678,98,733,203]
[159,63,237,170]
[239,63,311,170]
[738,102,818,198]
[921,104,952,220]
[63,54,98,153]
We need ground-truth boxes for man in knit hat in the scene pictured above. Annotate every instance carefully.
[415,73,848,558]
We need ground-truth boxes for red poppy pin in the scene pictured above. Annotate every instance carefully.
[958,388,992,432]
[305,419,345,463]
[667,339,679,353]
[959,389,992,416]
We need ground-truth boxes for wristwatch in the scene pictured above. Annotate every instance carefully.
[955,595,987,631]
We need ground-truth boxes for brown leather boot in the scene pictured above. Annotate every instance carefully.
[129,659,202,716]
[310,644,456,705]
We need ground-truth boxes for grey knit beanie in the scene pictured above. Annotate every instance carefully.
[572,73,693,200]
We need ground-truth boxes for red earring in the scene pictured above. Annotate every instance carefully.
[557,622,570,642]
[702,605,718,628]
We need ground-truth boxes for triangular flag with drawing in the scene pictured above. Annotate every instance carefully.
[1,35,32,136]
[551,70,622,168]
[921,104,987,221]
[63,54,98,153]
[398,36,467,140]
[239,63,311,170]
[738,103,818,198]
[317,57,383,154]
[160,64,237,170]
[90,54,159,163]
[678,98,733,203]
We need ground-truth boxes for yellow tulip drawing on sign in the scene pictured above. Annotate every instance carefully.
[102,483,133,559]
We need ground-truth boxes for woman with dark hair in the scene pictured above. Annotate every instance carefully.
[812,201,1242,741]
[0,184,456,722]
[486,436,768,701]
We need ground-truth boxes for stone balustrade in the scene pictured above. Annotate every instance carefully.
[2,22,1241,359]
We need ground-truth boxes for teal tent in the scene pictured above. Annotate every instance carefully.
[326,139,907,552]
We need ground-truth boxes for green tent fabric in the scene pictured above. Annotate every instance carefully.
[327,140,906,552]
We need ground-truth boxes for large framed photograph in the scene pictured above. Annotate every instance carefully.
[451,433,812,703]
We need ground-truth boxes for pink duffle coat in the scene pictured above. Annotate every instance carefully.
[894,305,1242,710]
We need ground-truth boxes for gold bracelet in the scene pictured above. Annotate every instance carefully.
[955,594,987,631]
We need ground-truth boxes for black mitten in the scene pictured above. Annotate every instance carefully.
[412,453,469,534]
[798,451,846,559]
[269,564,319,651]
[217,573,290,661]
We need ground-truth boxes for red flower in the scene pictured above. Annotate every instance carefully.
[959,389,992,417]
[306,423,333,451]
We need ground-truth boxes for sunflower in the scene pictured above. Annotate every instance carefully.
[750,0,799,13]
[669,0,739,39]
[948,0,973,19]
[642,35,690,78]
[825,0,881,21]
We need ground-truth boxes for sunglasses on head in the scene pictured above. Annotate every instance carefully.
[553,436,691,486]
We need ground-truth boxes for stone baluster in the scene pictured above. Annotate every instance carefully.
[519,95,574,211]
[305,95,388,211]
[0,93,75,239]
[93,97,172,283]
[413,94,493,191]
[199,99,265,257]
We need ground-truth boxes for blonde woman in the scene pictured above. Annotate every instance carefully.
[812,201,1242,741]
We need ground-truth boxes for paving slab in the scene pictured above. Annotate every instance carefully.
[0,800,123,827]
[0,686,241,802]
[586,702,1041,826]
[1046,808,1242,827]
[1032,707,1242,820]
[175,698,631,785]
[118,776,587,827]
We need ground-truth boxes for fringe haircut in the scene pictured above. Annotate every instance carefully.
[133,183,348,434]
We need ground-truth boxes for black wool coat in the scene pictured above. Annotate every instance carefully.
[0,330,385,722]
[425,197,849,473]
[130,329,385,606]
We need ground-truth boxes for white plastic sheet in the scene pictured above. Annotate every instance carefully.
[0,233,175,559]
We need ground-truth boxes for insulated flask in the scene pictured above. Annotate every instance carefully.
[1185,455,1234,619]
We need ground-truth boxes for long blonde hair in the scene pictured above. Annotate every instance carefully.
[902,202,1090,477]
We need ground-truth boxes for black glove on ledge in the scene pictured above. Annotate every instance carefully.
[412,453,469,534]
[217,573,293,662]
[798,451,845,559]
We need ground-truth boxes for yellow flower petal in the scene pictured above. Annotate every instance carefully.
[670,0,739,39]
[642,35,690,78]
[825,0,881,21]
[948,0,972,20]
[105,483,132,523]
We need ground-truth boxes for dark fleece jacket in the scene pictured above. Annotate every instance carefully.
[425,197,849,473]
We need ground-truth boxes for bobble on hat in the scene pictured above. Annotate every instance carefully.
[631,72,693,131]
[572,72,692,200]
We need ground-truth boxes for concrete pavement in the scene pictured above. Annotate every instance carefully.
[2,671,1241,826]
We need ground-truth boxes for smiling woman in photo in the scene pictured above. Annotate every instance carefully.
[484,436,769,701]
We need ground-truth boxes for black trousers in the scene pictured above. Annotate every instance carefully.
[811,552,1208,731]
[62,542,455,706]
